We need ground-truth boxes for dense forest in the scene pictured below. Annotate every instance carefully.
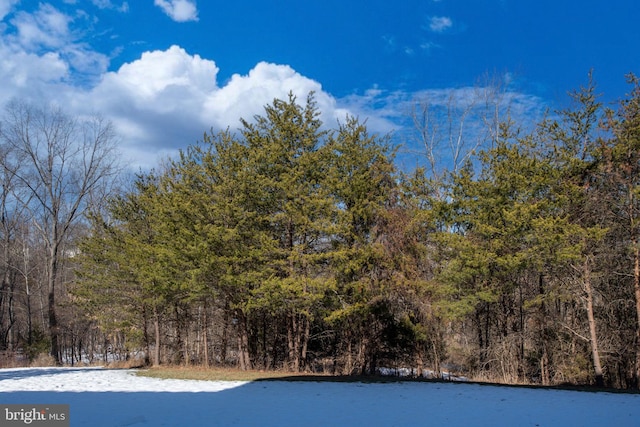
[1,74,640,389]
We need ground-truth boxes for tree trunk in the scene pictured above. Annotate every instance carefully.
[301,316,310,371]
[221,304,229,365]
[293,316,301,372]
[633,244,640,388]
[432,339,441,378]
[537,274,550,386]
[236,310,250,370]
[241,325,250,370]
[287,314,301,372]
[416,348,424,378]
[142,305,151,366]
[344,333,353,375]
[153,305,161,366]
[584,257,604,387]
[48,247,60,365]
[260,314,267,369]
[358,336,367,375]
[540,345,550,386]
[202,303,209,367]
[236,332,245,370]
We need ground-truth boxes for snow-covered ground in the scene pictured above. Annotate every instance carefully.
[0,367,638,426]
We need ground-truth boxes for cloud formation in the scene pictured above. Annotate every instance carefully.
[428,16,452,33]
[0,3,109,96]
[10,3,73,49]
[0,1,387,170]
[78,46,373,168]
[0,2,543,171]
[0,0,19,20]
[154,0,198,22]
[0,4,363,168]
[91,1,129,12]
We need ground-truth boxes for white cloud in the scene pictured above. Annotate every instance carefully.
[0,4,110,100]
[428,16,452,33]
[91,1,129,12]
[0,4,543,171]
[0,0,19,21]
[203,62,324,126]
[96,45,218,105]
[0,7,390,171]
[1,27,539,171]
[66,46,368,168]
[2,3,109,86]
[154,0,198,23]
[0,47,69,96]
[420,41,441,53]
[10,4,73,49]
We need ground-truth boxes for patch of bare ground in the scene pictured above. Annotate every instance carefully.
[136,366,329,382]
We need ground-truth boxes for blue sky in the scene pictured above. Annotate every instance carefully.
[1,0,639,169]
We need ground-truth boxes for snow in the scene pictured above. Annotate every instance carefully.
[0,367,639,426]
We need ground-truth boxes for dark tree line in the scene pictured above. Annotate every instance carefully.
[2,75,640,389]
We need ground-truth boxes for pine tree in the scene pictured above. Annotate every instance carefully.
[324,116,397,374]
[238,93,336,371]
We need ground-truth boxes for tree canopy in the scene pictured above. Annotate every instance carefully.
[3,78,640,389]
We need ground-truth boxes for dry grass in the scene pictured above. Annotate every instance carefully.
[29,353,56,367]
[135,366,327,382]
[107,359,147,369]
[135,366,442,384]
[0,352,56,368]
[0,352,29,369]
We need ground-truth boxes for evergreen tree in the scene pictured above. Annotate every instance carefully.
[324,116,397,374]
[239,93,336,371]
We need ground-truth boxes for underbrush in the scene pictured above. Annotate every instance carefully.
[0,351,55,368]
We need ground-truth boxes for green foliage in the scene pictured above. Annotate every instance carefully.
[24,328,51,362]
[71,83,640,387]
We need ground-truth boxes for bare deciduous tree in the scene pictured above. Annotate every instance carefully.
[408,75,511,199]
[0,100,120,364]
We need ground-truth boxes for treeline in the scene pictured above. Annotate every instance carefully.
[2,74,640,389]
[73,75,640,389]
